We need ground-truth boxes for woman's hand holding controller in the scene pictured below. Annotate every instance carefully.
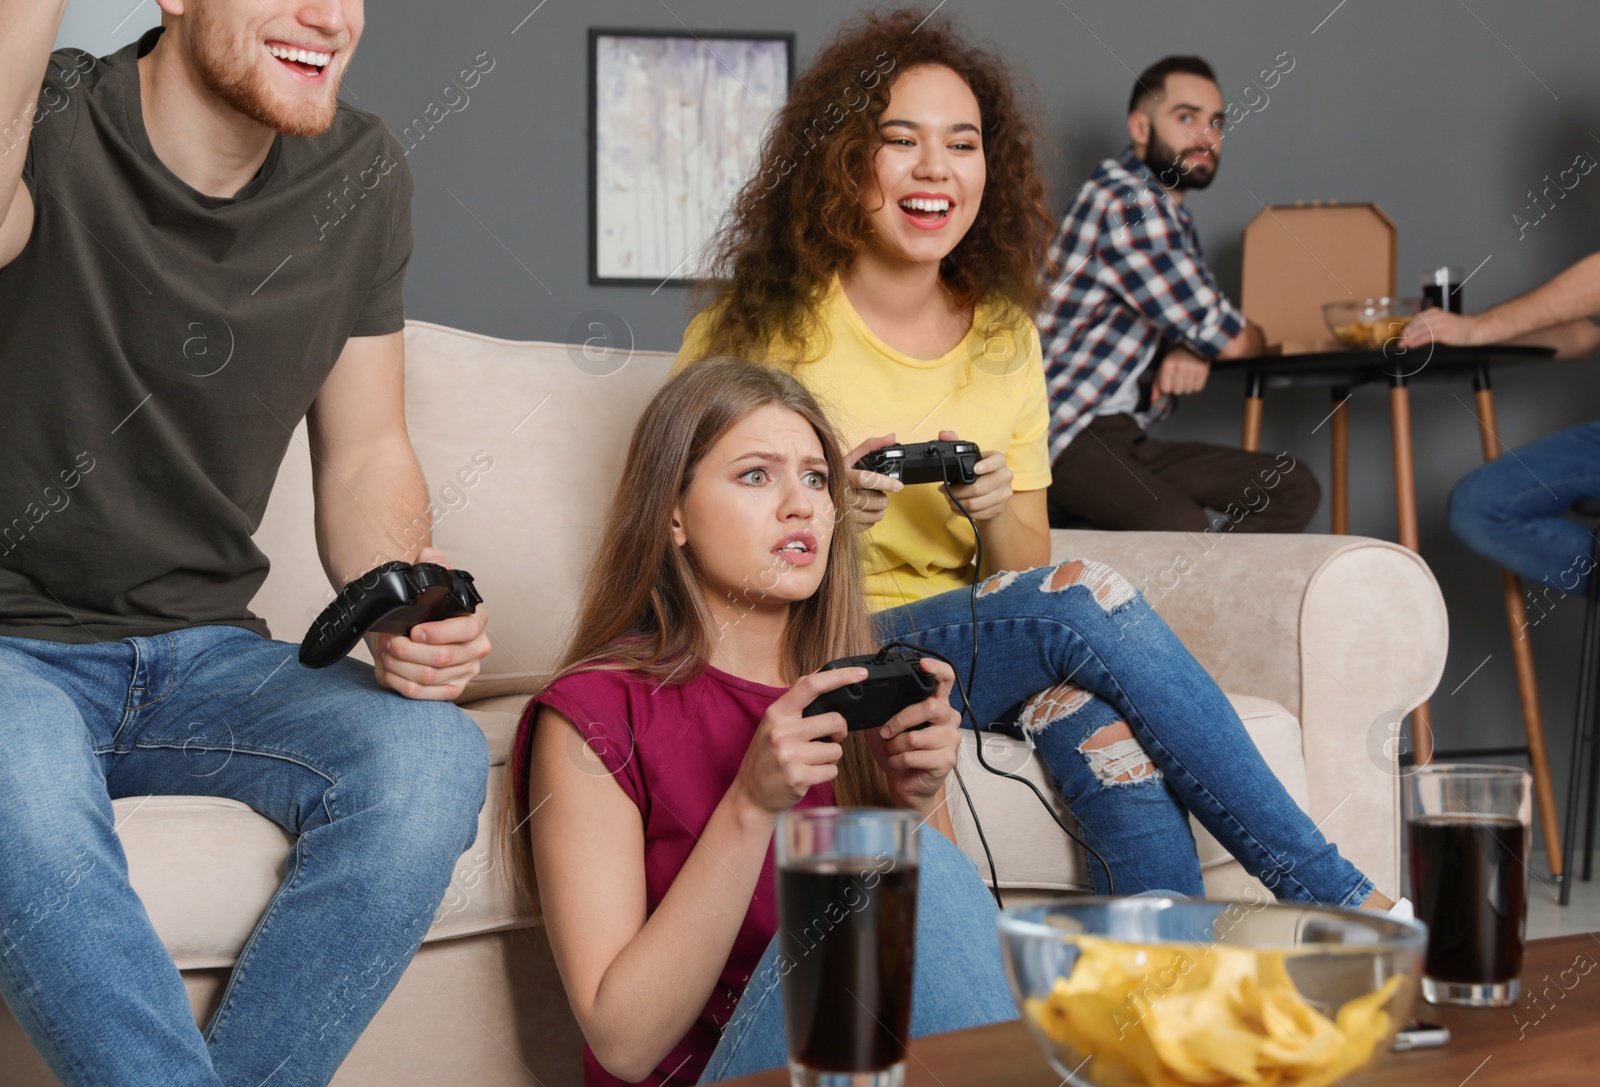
[843,433,903,527]
[728,667,865,818]
[867,658,961,815]
[937,429,1013,520]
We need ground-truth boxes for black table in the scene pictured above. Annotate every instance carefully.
[1212,344,1564,877]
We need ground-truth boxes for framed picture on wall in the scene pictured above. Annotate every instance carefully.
[589,28,794,286]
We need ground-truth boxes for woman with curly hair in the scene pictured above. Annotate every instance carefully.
[678,9,1395,912]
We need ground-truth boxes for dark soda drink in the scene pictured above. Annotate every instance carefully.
[778,857,918,1073]
[1408,815,1527,983]
[1420,267,1463,313]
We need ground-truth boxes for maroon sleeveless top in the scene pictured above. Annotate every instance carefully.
[514,664,837,1087]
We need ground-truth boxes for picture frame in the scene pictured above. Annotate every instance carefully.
[588,27,795,287]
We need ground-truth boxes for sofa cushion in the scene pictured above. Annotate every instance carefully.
[126,691,1303,970]
[466,694,527,766]
[948,693,1309,896]
[122,703,524,971]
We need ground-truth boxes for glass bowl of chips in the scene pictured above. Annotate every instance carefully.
[998,898,1426,1087]
[1322,297,1423,350]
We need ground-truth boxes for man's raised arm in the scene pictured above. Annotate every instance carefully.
[0,1,70,268]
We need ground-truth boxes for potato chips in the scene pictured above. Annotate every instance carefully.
[1025,934,1403,1087]
[1332,316,1411,350]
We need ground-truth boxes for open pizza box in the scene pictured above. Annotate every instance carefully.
[1240,202,1397,354]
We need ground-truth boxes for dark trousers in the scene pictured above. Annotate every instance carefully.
[1049,413,1320,533]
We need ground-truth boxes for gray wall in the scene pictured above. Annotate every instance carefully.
[60,3,1600,842]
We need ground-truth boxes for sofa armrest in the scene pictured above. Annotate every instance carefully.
[1047,530,1449,897]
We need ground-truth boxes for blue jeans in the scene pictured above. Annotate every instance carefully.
[0,625,489,1087]
[698,829,1016,1083]
[1448,421,1600,596]
[875,561,1375,905]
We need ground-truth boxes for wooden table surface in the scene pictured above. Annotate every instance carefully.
[720,933,1600,1087]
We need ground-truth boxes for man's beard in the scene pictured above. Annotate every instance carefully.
[186,3,340,138]
[1142,130,1217,191]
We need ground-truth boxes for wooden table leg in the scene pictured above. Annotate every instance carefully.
[1390,382,1420,551]
[1330,386,1350,535]
[1472,369,1564,878]
[1389,379,1432,762]
[1241,373,1263,452]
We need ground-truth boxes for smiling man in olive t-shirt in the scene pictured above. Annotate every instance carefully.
[0,3,493,1085]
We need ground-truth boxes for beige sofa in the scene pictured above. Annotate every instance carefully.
[3,321,1447,1086]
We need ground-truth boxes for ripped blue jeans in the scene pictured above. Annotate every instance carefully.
[874,561,1374,905]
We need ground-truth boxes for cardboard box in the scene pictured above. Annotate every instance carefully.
[1240,202,1397,354]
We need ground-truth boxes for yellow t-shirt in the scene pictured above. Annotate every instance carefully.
[673,279,1053,612]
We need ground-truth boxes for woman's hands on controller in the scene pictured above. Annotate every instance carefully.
[728,667,865,818]
[846,431,1012,525]
[866,658,961,817]
[368,547,493,701]
[843,433,903,528]
[936,429,1013,520]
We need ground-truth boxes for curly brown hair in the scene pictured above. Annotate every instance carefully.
[691,7,1054,362]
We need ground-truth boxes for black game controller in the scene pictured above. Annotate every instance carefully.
[855,440,980,487]
[299,561,484,668]
[802,647,939,732]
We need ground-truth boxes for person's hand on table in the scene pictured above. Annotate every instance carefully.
[368,547,492,700]
[1399,308,1483,350]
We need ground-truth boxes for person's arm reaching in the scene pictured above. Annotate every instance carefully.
[307,331,491,699]
[1507,316,1600,360]
[1400,251,1600,352]
[0,0,70,268]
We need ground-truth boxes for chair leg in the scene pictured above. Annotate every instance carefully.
[1242,374,1264,452]
[1561,545,1600,903]
[1329,386,1350,535]
[1586,676,1600,881]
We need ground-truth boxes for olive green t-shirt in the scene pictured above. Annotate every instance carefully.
[0,28,413,642]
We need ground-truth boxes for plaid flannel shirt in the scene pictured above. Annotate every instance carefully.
[1037,148,1246,459]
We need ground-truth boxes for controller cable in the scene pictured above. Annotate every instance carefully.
[924,451,1117,899]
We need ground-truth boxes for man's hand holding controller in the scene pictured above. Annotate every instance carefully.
[367,547,492,701]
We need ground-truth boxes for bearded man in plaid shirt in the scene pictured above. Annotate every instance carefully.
[1038,55,1319,533]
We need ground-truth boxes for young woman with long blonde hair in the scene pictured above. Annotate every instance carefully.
[506,361,1015,1086]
